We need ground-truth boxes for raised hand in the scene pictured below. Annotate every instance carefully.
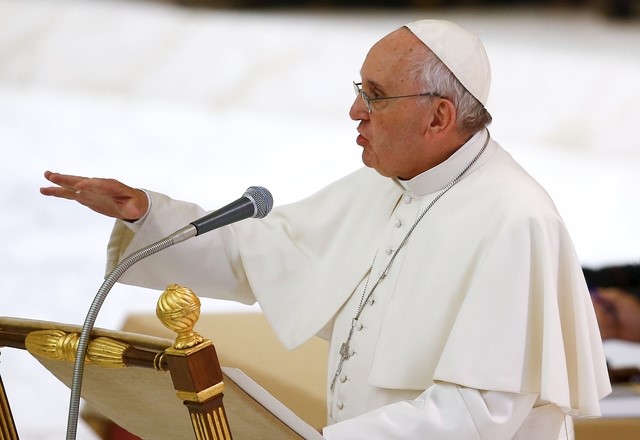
[40,171,149,221]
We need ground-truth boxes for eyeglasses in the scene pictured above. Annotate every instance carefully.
[353,82,442,114]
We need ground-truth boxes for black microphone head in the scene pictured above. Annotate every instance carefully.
[244,186,273,218]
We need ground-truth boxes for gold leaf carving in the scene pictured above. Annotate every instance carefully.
[87,337,129,368]
[25,329,84,363]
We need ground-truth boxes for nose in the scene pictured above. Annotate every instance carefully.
[349,95,368,121]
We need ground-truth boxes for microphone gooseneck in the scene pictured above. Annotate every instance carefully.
[65,186,273,440]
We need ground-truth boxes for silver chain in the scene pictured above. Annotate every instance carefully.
[330,131,490,391]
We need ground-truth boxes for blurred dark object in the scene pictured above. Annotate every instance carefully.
[609,365,640,383]
[156,0,640,19]
[593,0,640,18]
[584,264,640,300]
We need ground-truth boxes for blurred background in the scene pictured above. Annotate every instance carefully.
[1,0,639,438]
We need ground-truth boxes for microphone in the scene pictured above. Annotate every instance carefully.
[65,186,273,440]
[191,186,273,236]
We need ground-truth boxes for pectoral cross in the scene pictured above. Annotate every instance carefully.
[339,341,351,361]
[330,346,349,391]
[330,324,357,391]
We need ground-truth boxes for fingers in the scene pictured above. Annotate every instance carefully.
[40,170,148,220]
[43,170,89,187]
[41,171,89,196]
[74,176,127,195]
[40,171,118,198]
[39,186,76,200]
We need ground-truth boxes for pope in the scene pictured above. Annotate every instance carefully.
[41,19,611,439]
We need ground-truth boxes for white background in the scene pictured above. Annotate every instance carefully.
[1,0,639,438]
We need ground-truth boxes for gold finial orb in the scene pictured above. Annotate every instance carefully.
[156,284,204,350]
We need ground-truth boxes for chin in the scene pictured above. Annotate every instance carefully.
[361,150,377,168]
[362,152,391,177]
[368,165,393,178]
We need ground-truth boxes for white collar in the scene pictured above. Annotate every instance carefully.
[397,129,492,196]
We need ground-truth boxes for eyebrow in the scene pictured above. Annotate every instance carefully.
[362,79,387,94]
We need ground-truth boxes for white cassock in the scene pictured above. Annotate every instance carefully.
[107,130,611,439]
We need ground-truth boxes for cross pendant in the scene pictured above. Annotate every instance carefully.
[339,341,351,361]
[331,328,355,391]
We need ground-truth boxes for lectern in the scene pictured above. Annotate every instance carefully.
[0,284,320,440]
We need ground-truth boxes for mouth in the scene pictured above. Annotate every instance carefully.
[356,128,369,148]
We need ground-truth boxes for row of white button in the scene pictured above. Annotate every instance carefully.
[333,193,411,416]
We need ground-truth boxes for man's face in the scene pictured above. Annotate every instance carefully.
[592,287,640,342]
[349,29,436,180]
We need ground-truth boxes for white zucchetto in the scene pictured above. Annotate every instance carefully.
[406,19,491,106]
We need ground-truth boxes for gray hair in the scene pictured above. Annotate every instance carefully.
[408,47,492,135]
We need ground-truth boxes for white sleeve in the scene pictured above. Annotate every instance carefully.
[322,383,538,440]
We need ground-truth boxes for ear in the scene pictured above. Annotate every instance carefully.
[427,98,457,135]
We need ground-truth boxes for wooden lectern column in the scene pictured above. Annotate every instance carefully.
[0,374,19,440]
[157,284,232,440]
[165,342,231,440]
